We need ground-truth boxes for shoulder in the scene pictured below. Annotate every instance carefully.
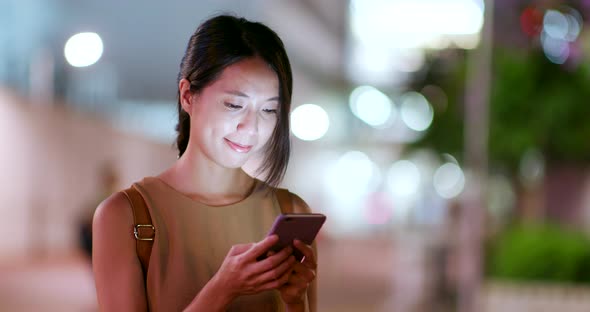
[287,190,313,214]
[92,189,149,310]
[93,190,134,232]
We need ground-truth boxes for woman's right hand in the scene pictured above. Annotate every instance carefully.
[212,235,296,299]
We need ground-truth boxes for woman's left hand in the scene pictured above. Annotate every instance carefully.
[278,239,317,306]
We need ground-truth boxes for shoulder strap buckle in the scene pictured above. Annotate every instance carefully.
[134,224,155,241]
[122,185,154,280]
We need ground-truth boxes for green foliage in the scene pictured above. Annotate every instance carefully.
[490,50,590,169]
[411,48,590,169]
[486,224,590,284]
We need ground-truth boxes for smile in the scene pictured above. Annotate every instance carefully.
[224,138,253,153]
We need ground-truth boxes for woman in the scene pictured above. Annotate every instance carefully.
[92,14,318,311]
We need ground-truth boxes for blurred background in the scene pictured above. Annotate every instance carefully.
[1,0,590,311]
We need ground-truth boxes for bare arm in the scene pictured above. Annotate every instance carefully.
[92,192,148,311]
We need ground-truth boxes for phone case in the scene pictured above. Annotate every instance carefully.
[264,213,326,261]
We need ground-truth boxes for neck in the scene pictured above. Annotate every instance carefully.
[159,148,255,205]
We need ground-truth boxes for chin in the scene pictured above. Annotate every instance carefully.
[218,157,249,169]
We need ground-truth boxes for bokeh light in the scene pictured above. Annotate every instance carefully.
[327,151,380,199]
[543,10,570,40]
[349,85,395,127]
[520,6,544,37]
[400,91,434,131]
[322,151,382,233]
[64,32,104,67]
[540,8,583,64]
[348,0,485,84]
[442,153,459,164]
[433,162,465,199]
[564,8,583,42]
[519,148,545,187]
[387,160,421,198]
[351,0,484,45]
[541,32,570,64]
[487,174,516,222]
[290,103,330,141]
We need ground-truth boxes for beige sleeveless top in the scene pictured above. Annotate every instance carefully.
[133,177,286,312]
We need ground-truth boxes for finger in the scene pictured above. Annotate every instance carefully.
[228,243,254,256]
[253,255,296,285]
[293,240,316,268]
[291,262,316,283]
[278,277,307,299]
[279,267,311,296]
[252,245,294,274]
[257,260,294,291]
[244,235,279,261]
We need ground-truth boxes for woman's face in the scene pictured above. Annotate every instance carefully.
[187,57,280,169]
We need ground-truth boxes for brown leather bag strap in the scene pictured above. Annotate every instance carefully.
[276,188,294,214]
[122,186,154,282]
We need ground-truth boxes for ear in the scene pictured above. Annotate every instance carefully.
[179,78,194,116]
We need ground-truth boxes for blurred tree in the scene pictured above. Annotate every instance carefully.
[489,49,590,169]
[408,36,590,227]
[411,47,590,171]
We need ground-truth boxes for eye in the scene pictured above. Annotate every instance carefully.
[263,108,277,114]
[224,102,242,110]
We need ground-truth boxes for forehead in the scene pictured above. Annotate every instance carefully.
[210,57,279,96]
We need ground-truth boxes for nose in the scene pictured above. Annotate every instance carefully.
[237,109,258,135]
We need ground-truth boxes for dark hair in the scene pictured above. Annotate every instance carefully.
[175,14,293,188]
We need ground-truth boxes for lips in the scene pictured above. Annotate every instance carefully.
[224,138,253,153]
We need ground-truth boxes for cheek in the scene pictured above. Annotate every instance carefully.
[216,116,238,133]
[259,118,277,142]
[194,110,236,135]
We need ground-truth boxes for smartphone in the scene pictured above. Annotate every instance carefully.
[259,213,326,261]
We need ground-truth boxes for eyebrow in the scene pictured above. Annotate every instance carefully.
[224,90,279,102]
